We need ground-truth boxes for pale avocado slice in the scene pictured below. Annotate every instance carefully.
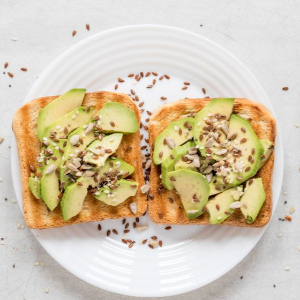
[174,161,197,171]
[29,176,41,199]
[161,141,195,190]
[59,120,97,186]
[40,140,66,211]
[240,178,266,224]
[167,169,210,220]
[207,186,243,224]
[97,157,135,179]
[60,176,94,221]
[94,179,138,206]
[210,114,264,194]
[94,102,139,134]
[209,138,273,196]
[193,98,234,160]
[260,139,274,167]
[37,89,86,141]
[42,106,94,140]
[83,133,123,167]
[153,117,194,165]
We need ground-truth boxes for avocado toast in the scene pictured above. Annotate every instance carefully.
[13,90,147,229]
[148,98,276,227]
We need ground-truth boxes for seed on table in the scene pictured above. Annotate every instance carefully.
[165,226,172,230]
[114,84,118,90]
[86,24,90,30]
[118,78,124,83]
[97,224,101,231]
[164,75,170,79]
[72,30,77,36]
[106,230,111,237]
[128,73,134,77]
[20,68,27,72]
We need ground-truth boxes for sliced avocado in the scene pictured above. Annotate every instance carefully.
[60,176,93,221]
[37,89,86,141]
[174,161,197,171]
[40,140,66,211]
[199,157,215,174]
[94,179,138,206]
[153,118,194,165]
[193,98,234,160]
[167,169,210,220]
[42,106,94,140]
[59,120,97,186]
[94,102,139,134]
[240,178,266,224]
[260,139,274,167]
[83,133,123,167]
[207,186,243,224]
[210,114,264,194]
[161,141,195,190]
[29,176,41,199]
[97,157,135,179]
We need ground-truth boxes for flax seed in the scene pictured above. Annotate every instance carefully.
[98,224,101,231]
[161,96,167,100]
[182,86,188,90]
[153,79,156,85]
[128,73,134,77]
[202,88,206,94]
[112,229,118,235]
[142,239,147,244]
[159,76,164,80]
[128,242,134,248]
[110,121,115,127]
[135,95,139,101]
[118,77,125,83]
[145,72,151,77]
[20,68,27,72]
[146,111,152,116]
[184,81,190,85]
[164,75,170,79]
[147,85,153,88]
[165,226,172,230]
[282,87,289,91]
[148,244,154,249]
[72,30,77,36]
[240,138,247,144]
[4,62,8,68]
[138,101,144,107]
[8,72,13,78]
[159,241,163,247]
[114,84,118,90]
[216,204,220,211]
[133,222,137,229]
[106,230,111,237]
[152,72,158,76]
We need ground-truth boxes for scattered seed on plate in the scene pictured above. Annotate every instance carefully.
[159,76,164,80]
[122,218,126,225]
[114,84,118,90]
[142,239,148,244]
[133,222,137,229]
[159,241,163,247]
[285,215,292,221]
[165,226,172,230]
[161,96,167,100]
[164,75,170,79]
[118,78,124,83]
[145,72,151,77]
[184,81,190,85]
[20,68,27,72]
[4,62,8,68]
[152,72,158,76]
[97,224,101,231]
[138,102,144,107]
[112,229,118,235]
[282,87,289,91]
[86,24,90,30]
[135,95,139,102]
[128,242,134,248]
[72,30,77,36]
[106,230,111,237]
[128,73,134,77]
[182,86,188,90]
[202,88,206,94]
[8,72,13,78]
[151,236,157,240]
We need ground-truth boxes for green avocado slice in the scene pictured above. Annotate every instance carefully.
[240,178,266,224]
[153,117,194,165]
[60,176,94,221]
[37,89,86,141]
[40,140,66,211]
[206,186,243,224]
[209,114,264,195]
[168,169,210,220]
[193,98,234,160]
[93,179,138,206]
[42,106,94,141]
[29,176,41,199]
[94,102,139,134]
[161,141,195,190]
[260,139,274,167]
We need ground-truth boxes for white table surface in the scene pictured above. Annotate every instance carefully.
[1,0,300,299]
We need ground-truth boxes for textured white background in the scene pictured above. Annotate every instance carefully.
[1,0,300,299]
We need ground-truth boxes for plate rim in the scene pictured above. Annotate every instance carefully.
[11,24,284,297]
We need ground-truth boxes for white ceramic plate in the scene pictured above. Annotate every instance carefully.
[11,25,283,297]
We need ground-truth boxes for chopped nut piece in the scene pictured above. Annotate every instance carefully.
[140,184,150,194]
[129,202,137,214]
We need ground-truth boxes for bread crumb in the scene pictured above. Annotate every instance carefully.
[289,207,295,214]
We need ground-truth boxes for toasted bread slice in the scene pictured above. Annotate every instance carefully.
[13,92,147,229]
[148,98,276,227]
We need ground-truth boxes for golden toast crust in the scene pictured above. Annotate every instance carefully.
[148,98,276,227]
[13,91,147,229]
